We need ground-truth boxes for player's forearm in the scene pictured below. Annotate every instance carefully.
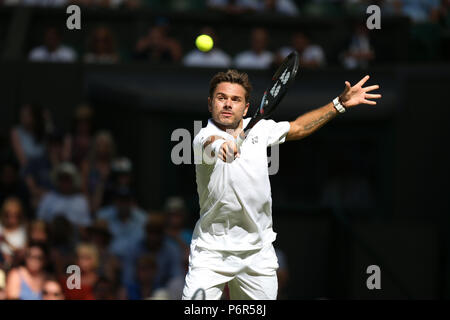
[286,102,337,141]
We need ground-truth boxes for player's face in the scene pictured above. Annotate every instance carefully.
[209,82,249,129]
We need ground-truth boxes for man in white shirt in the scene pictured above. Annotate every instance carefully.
[182,69,381,300]
[29,27,77,63]
[234,28,274,69]
[37,162,91,227]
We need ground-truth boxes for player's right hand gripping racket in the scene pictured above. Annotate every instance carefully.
[236,51,300,149]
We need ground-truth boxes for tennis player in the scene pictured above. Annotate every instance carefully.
[182,69,381,300]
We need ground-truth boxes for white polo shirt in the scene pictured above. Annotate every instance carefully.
[192,118,290,252]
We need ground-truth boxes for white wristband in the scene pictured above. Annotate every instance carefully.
[211,139,225,157]
[202,138,225,165]
[333,97,346,113]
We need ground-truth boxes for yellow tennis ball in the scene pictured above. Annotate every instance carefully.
[195,34,214,52]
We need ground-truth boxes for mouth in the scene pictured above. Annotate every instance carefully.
[221,112,233,117]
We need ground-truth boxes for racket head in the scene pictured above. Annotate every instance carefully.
[246,51,300,130]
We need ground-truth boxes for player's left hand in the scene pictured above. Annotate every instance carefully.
[339,75,381,108]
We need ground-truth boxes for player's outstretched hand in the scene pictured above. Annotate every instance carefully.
[219,140,240,163]
[339,75,381,108]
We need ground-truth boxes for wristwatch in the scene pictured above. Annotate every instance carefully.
[333,97,346,113]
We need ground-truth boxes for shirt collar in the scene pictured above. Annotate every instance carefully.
[207,118,250,139]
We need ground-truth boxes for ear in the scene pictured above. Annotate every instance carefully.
[208,97,212,113]
[243,102,249,117]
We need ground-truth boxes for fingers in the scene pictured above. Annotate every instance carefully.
[363,84,380,92]
[343,81,351,93]
[356,75,370,87]
[220,141,239,163]
[362,99,377,105]
[365,93,382,99]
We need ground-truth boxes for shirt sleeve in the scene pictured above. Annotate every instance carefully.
[264,119,291,147]
[193,128,228,165]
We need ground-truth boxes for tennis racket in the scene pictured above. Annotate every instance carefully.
[191,288,206,300]
[236,50,300,148]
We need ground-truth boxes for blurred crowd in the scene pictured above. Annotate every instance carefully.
[0,103,197,300]
[1,0,448,23]
[25,22,389,70]
[27,25,335,69]
[1,0,449,68]
[0,0,448,24]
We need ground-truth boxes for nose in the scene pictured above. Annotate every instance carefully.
[224,98,232,109]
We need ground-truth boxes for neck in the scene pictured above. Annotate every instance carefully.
[26,267,41,277]
[212,119,244,138]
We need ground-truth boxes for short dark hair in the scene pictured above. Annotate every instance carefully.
[209,69,252,103]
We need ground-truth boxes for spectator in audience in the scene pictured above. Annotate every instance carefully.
[37,162,91,227]
[234,28,274,69]
[126,253,158,300]
[164,196,192,251]
[97,187,148,265]
[86,219,122,287]
[122,213,182,290]
[183,27,232,68]
[29,27,77,63]
[63,104,95,168]
[28,220,49,244]
[104,157,134,206]
[110,157,133,189]
[93,276,122,300]
[48,216,77,278]
[10,104,48,168]
[81,130,116,214]
[0,198,28,267]
[62,243,99,300]
[0,160,30,215]
[42,277,65,300]
[24,131,66,209]
[134,24,182,63]
[165,247,189,300]
[5,242,48,300]
[341,23,375,69]
[278,31,326,68]
[84,26,120,64]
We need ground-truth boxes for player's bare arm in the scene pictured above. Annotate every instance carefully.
[286,75,381,141]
